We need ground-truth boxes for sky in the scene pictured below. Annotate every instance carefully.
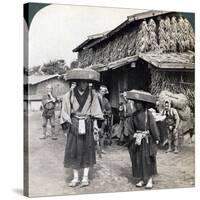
[28,4,146,68]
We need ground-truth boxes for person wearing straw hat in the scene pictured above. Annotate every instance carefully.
[60,68,103,187]
[125,90,160,189]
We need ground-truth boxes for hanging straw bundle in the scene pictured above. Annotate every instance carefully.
[158,19,168,52]
[103,42,111,64]
[183,18,191,50]
[120,34,129,58]
[135,20,149,54]
[127,30,137,56]
[170,16,178,52]
[177,17,185,52]
[165,17,172,52]
[148,18,159,51]
[184,18,195,50]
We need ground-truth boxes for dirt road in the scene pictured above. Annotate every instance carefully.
[27,112,195,197]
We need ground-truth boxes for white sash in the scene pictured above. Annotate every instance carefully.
[78,119,86,135]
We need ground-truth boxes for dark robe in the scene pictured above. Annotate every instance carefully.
[125,110,160,180]
[97,95,112,134]
[64,115,95,169]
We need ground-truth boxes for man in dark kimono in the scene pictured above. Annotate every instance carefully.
[118,91,135,145]
[125,90,159,189]
[97,85,112,153]
[60,68,103,187]
[40,84,57,140]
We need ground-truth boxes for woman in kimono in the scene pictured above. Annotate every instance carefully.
[60,68,103,187]
[125,90,160,189]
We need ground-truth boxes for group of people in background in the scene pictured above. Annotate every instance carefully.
[39,68,181,189]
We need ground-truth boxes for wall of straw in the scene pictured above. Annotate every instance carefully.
[78,15,195,67]
[150,68,194,112]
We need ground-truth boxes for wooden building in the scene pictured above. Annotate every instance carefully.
[73,10,195,111]
[25,74,69,111]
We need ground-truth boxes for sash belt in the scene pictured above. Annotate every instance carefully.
[133,130,150,146]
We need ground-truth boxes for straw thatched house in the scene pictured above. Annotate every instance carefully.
[73,10,195,112]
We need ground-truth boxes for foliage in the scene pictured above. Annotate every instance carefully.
[70,60,79,69]
[42,60,67,75]
[29,59,69,75]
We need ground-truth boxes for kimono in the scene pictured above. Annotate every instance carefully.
[125,109,160,180]
[60,87,103,169]
[97,95,112,136]
[118,100,135,142]
[101,97,112,115]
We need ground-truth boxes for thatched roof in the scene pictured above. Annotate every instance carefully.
[139,51,195,70]
[89,55,138,72]
[28,74,59,85]
[73,31,109,52]
[89,51,194,72]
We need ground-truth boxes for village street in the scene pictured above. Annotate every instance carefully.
[28,112,195,197]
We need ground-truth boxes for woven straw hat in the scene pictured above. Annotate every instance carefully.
[126,89,156,104]
[64,68,100,82]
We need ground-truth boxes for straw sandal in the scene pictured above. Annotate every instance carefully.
[136,180,145,187]
[40,135,47,140]
[68,179,80,187]
[145,178,153,189]
[51,136,58,140]
[80,177,90,187]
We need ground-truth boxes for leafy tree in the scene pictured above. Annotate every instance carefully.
[29,59,70,75]
[28,65,41,76]
[70,60,79,69]
[41,60,67,75]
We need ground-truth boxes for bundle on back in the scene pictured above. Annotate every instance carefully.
[158,90,194,134]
